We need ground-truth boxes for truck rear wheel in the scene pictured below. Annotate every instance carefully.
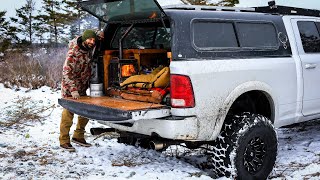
[208,113,277,179]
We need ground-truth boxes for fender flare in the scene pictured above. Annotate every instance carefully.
[209,81,278,140]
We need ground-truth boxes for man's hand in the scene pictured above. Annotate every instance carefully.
[71,91,80,99]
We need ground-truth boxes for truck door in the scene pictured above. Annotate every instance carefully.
[291,18,320,116]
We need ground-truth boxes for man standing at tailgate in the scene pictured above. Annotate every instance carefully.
[59,29,103,152]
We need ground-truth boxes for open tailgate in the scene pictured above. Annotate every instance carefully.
[58,96,170,121]
[79,0,167,23]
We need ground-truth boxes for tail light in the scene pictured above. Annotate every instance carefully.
[170,74,195,108]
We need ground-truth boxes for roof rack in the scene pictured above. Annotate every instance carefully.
[255,5,320,17]
[163,3,320,18]
[163,5,255,12]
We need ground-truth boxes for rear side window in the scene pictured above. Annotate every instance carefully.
[297,21,320,53]
[237,22,278,48]
[192,20,278,51]
[193,22,238,48]
[112,26,171,49]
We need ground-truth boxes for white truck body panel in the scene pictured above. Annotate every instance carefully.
[170,57,297,140]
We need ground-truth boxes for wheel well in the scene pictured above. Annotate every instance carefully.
[227,91,274,123]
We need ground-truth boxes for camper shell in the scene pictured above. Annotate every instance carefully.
[59,2,292,122]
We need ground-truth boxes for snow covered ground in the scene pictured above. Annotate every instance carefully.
[0,84,319,180]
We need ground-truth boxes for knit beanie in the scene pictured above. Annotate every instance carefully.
[81,29,97,42]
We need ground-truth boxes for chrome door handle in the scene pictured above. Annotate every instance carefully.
[305,63,317,69]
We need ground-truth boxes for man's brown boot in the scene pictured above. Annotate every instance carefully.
[60,143,76,152]
[72,138,92,147]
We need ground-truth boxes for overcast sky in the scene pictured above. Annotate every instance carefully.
[1,0,43,19]
[1,0,320,19]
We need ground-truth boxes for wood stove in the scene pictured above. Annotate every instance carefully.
[109,58,138,87]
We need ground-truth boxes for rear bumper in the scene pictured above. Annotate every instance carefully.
[97,116,199,140]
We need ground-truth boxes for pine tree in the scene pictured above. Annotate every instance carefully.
[62,0,82,36]
[37,0,69,45]
[33,15,49,44]
[0,11,9,52]
[0,11,18,52]
[0,11,9,36]
[62,0,100,37]
[10,0,37,44]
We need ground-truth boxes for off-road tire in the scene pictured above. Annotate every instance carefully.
[208,113,277,179]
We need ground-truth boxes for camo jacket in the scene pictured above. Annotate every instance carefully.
[61,36,92,98]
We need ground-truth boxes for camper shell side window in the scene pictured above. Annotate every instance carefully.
[191,19,279,51]
[111,24,171,50]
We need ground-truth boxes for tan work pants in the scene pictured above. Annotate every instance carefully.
[59,108,89,145]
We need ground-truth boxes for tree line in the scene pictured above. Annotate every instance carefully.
[0,0,238,53]
[0,0,100,52]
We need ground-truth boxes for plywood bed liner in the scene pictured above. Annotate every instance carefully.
[64,96,165,111]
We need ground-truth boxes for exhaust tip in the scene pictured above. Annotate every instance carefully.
[149,141,165,150]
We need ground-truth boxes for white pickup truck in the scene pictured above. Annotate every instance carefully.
[59,0,320,179]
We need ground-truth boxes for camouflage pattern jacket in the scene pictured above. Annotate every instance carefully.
[61,36,92,98]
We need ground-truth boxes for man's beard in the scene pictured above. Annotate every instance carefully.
[84,42,94,49]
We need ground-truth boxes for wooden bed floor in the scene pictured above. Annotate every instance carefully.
[64,96,166,111]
